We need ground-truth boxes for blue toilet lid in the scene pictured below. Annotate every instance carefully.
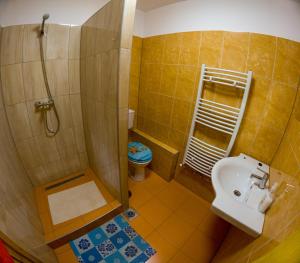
[128,142,152,163]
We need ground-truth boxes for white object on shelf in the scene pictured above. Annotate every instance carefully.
[258,182,278,213]
[246,186,266,210]
[182,64,252,177]
[258,192,272,213]
[128,109,135,129]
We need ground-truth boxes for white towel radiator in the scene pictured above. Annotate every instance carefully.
[182,64,252,177]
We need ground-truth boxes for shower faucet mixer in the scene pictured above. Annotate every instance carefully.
[34,99,54,111]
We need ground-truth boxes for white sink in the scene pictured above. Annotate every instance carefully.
[211,154,269,237]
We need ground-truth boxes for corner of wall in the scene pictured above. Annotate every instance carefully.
[118,0,138,208]
[133,9,145,37]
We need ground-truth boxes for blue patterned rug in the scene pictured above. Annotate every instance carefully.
[70,215,156,263]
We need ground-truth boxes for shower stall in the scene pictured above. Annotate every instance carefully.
[0,0,136,262]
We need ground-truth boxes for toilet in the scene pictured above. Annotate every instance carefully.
[128,141,152,181]
[128,109,152,181]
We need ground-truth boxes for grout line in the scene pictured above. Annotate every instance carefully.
[271,37,278,81]
[270,78,300,165]
[244,33,251,72]
[167,41,181,142]
[219,31,226,68]
[197,31,202,67]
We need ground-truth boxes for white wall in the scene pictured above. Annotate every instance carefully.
[0,0,110,26]
[1,0,299,41]
[133,9,145,37]
[142,0,300,42]
[0,0,144,36]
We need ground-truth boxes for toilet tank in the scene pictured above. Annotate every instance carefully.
[128,109,135,129]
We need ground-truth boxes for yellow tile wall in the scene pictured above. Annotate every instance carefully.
[0,24,88,186]
[213,79,298,262]
[129,31,300,262]
[132,31,300,201]
[0,23,56,263]
[129,36,142,127]
[137,31,299,164]
[272,92,300,176]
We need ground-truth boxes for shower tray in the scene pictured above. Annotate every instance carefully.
[34,169,122,248]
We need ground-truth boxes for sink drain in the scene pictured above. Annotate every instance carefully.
[233,190,241,197]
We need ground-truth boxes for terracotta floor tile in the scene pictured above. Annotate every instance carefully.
[129,184,153,209]
[56,248,78,263]
[53,170,225,263]
[129,215,155,238]
[156,213,196,248]
[147,231,177,262]
[146,253,165,263]
[54,243,72,255]
[156,181,190,211]
[128,176,139,189]
[199,211,230,241]
[168,252,196,263]
[181,228,220,263]
[141,171,169,195]
[175,193,210,227]
[146,253,169,263]
[185,191,211,209]
[138,197,172,228]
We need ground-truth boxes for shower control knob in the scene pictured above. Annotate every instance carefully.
[34,99,54,111]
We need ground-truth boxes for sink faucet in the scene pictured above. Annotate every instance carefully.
[250,167,270,189]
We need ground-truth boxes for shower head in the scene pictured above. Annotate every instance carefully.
[41,13,50,36]
[43,13,50,21]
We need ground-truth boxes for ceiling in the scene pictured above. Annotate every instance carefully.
[136,0,186,12]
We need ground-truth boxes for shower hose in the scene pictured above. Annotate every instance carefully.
[39,32,60,136]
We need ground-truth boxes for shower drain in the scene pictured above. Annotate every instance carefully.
[233,190,241,197]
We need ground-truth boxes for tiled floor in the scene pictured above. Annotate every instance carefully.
[55,170,230,262]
